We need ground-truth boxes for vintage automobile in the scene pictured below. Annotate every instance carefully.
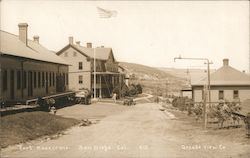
[75,89,92,105]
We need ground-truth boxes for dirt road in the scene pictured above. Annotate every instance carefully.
[2,103,249,158]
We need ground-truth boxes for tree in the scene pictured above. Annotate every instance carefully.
[135,84,143,94]
[128,84,137,96]
[113,83,130,98]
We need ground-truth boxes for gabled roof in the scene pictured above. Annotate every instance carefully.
[0,30,70,65]
[192,62,250,86]
[57,44,114,61]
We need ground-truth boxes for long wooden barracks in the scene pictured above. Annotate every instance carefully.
[0,23,70,103]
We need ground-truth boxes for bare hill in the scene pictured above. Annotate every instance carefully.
[119,62,187,96]
[120,62,177,80]
[158,67,216,84]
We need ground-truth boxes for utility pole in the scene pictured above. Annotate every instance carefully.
[165,79,169,98]
[93,47,97,100]
[174,56,212,130]
[119,73,122,99]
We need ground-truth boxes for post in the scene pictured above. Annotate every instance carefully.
[99,75,102,98]
[205,60,211,130]
[119,73,121,99]
[203,84,207,129]
[207,61,211,107]
[21,61,24,99]
[174,56,212,130]
[94,48,96,99]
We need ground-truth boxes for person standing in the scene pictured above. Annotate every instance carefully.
[112,93,117,103]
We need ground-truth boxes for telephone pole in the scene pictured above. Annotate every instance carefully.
[174,56,212,130]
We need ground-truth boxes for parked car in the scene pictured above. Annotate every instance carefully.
[75,89,92,105]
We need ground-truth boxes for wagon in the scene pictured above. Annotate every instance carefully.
[123,97,136,106]
[75,89,92,105]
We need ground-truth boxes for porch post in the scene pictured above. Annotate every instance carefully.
[99,75,102,98]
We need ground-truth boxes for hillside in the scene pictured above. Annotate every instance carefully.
[158,67,216,84]
[119,62,187,96]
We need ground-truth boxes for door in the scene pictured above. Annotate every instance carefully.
[10,70,15,99]
[56,74,64,92]
[28,71,33,97]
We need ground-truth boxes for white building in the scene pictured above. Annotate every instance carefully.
[191,59,250,103]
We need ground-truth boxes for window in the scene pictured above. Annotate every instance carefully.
[79,62,83,70]
[202,88,206,100]
[233,90,239,99]
[79,75,83,84]
[63,73,66,85]
[42,72,45,87]
[73,51,77,57]
[38,72,41,88]
[46,72,48,86]
[52,72,55,86]
[34,72,37,88]
[17,70,21,89]
[219,90,224,100]
[49,72,52,86]
[23,71,27,89]
[66,73,69,85]
[64,52,68,57]
[3,70,7,91]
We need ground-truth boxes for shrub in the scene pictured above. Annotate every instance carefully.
[128,84,137,96]
[172,97,192,111]
[135,84,143,94]
[113,84,130,98]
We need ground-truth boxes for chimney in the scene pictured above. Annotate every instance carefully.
[69,36,73,45]
[223,58,229,66]
[18,23,28,45]
[33,35,39,43]
[76,41,80,46]
[86,42,92,48]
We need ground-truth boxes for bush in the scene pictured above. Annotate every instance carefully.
[113,83,143,98]
[113,83,130,98]
[135,84,143,94]
[172,97,192,111]
[128,84,137,96]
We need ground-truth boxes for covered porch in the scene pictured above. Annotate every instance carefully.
[91,71,125,98]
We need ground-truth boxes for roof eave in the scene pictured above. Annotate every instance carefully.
[1,53,70,66]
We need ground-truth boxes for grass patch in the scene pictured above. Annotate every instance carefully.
[0,111,80,148]
[169,109,250,144]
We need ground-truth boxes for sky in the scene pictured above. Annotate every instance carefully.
[1,0,249,72]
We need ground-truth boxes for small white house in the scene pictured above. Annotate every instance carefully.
[191,59,250,103]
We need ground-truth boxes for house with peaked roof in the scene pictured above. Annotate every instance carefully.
[56,37,125,98]
[0,23,70,102]
[191,59,250,103]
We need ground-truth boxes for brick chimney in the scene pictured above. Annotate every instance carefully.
[76,41,80,46]
[223,58,229,66]
[69,36,73,45]
[18,23,28,45]
[33,35,39,43]
[86,42,92,48]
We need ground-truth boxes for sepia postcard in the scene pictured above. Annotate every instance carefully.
[0,0,250,158]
